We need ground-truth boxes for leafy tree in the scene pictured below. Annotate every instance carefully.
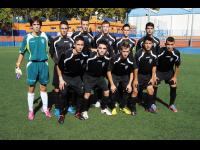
[0,8,12,24]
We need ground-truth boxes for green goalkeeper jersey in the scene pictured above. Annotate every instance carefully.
[19,32,51,61]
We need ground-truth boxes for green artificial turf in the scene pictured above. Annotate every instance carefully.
[0,47,199,140]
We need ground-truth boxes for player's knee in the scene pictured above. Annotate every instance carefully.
[54,88,60,93]
[156,79,161,85]
[59,89,67,97]
[169,80,176,86]
[131,91,138,97]
[154,85,158,88]
[170,84,177,88]
[40,84,47,92]
[28,85,35,93]
[147,86,154,95]
[84,93,91,100]
[103,90,109,97]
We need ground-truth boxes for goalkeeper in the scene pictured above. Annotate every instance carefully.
[15,16,52,121]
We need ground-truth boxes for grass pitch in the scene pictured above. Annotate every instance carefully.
[0,47,199,140]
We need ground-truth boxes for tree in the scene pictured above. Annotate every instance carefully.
[0,8,12,24]
[0,8,132,26]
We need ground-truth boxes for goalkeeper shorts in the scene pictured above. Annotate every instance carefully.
[26,61,49,86]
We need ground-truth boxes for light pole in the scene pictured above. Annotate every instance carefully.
[148,8,150,22]
[125,12,128,24]
[186,13,189,39]
[189,8,194,47]
[183,8,194,47]
[11,13,15,47]
[170,15,172,36]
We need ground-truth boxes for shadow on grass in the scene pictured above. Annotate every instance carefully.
[33,92,55,115]
[155,97,169,108]
[33,97,42,115]
[137,92,170,111]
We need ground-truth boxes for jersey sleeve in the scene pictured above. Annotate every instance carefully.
[112,35,116,48]
[136,39,141,52]
[175,50,181,67]
[155,39,161,55]
[110,34,116,51]
[157,47,164,56]
[130,38,136,52]
[47,34,53,47]
[93,35,98,48]
[132,56,138,70]
[134,52,139,68]
[49,37,55,59]
[71,32,79,40]
[57,53,65,72]
[113,38,118,54]
[81,51,89,70]
[19,35,28,54]
[71,32,76,40]
[89,51,97,58]
[107,57,114,71]
[152,53,158,66]
[115,39,120,50]
[131,38,136,46]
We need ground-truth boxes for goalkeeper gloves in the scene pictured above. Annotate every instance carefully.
[15,67,22,79]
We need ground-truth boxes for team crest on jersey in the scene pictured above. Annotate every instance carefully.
[125,65,128,70]
[170,57,174,62]
[88,38,92,43]
[80,60,84,65]
[153,43,156,47]
[149,58,153,64]
[102,62,105,67]
[109,41,112,45]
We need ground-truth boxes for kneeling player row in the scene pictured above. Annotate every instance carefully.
[51,35,180,124]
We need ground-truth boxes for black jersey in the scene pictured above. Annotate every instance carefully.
[85,52,110,77]
[135,49,157,75]
[157,47,181,72]
[94,33,116,57]
[58,50,88,77]
[49,36,74,64]
[108,54,137,76]
[115,37,136,54]
[71,31,94,51]
[136,35,160,54]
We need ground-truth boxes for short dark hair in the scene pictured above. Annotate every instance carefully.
[97,39,108,49]
[74,36,85,43]
[102,20,110,26]
[120,41,130,50]
[81,16,89,22]
[166,36,175,43]
[122,24,130,29]
[145,22,154,29]
[60,20,68,26]
[30,16,42,26]
[143,36,153,43]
